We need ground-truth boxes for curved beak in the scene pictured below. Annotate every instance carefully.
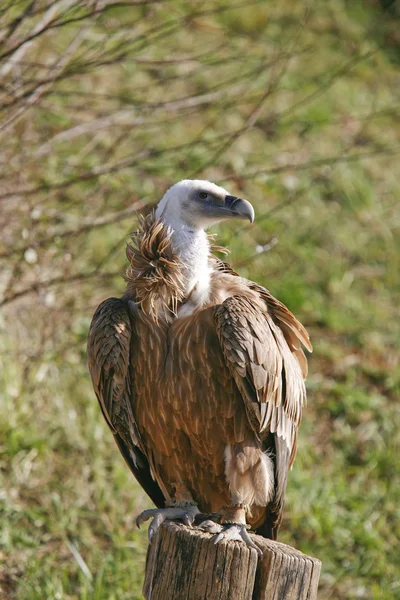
[224,195,255,223]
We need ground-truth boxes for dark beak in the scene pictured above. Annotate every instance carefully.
[224,195,255,224]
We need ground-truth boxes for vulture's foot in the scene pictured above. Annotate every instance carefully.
[194,512,222,531]
[203,522,263,556]
[136,503,199,542]
[197,519,223,534]
[197,505,263,556]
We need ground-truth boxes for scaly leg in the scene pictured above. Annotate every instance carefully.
[136,483,199,542]
[198,504,263,556]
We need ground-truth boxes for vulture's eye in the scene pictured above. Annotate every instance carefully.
[199,192,208,200]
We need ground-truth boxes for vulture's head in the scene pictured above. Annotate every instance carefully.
[156,179,255,230]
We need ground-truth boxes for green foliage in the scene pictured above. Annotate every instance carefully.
[1,1,399,598]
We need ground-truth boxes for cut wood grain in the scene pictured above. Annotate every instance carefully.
[143,522,321,600]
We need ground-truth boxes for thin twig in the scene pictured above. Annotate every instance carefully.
[0,201,147,259]
[0,269,121,308]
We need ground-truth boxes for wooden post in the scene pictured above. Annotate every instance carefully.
[143,522,321,600]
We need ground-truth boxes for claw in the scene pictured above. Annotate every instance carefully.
[135,504,199,542]
[136,508,159,529]
[197,520,223,534]
[213,523,263,557]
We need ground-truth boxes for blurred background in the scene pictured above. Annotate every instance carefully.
[0,1,399,598]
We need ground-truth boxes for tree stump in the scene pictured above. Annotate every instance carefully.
[143,522,321,600]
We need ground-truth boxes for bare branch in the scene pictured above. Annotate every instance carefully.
[0,29,85,134]
[0,269,121,308]
[0,0,77,72]
[238,146,400,180]
[0,200,147,259]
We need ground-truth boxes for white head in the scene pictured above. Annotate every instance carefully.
[155,179,254,231]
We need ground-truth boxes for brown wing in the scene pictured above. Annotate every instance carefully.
[214,288,311,537]
[87,297,165,508]
[248,282,312,378]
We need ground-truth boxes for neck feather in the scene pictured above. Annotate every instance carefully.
[168,222,211,297]
[125,213,213,322]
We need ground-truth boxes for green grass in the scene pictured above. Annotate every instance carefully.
[1,1,399,598]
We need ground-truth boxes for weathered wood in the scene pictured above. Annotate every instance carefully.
[143,522,321,600]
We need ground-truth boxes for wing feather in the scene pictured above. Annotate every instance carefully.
[214,294,306,446]
[214,286,310,537]
[87,297,165,508]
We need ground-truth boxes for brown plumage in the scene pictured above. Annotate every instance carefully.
[87,181,311,540]
[124,213,186,323]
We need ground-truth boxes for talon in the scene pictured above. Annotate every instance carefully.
[197,520,223,534]
[213,523,263,557]
[135,504,199,542]
[136,508,159,529]
[183,512,194,527]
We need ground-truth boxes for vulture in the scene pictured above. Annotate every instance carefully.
[87,180,312,553]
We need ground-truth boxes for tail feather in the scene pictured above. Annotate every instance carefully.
[255,515,278,540]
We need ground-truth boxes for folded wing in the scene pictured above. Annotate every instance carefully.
[214,286,311,536]
[87,297,165,508]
